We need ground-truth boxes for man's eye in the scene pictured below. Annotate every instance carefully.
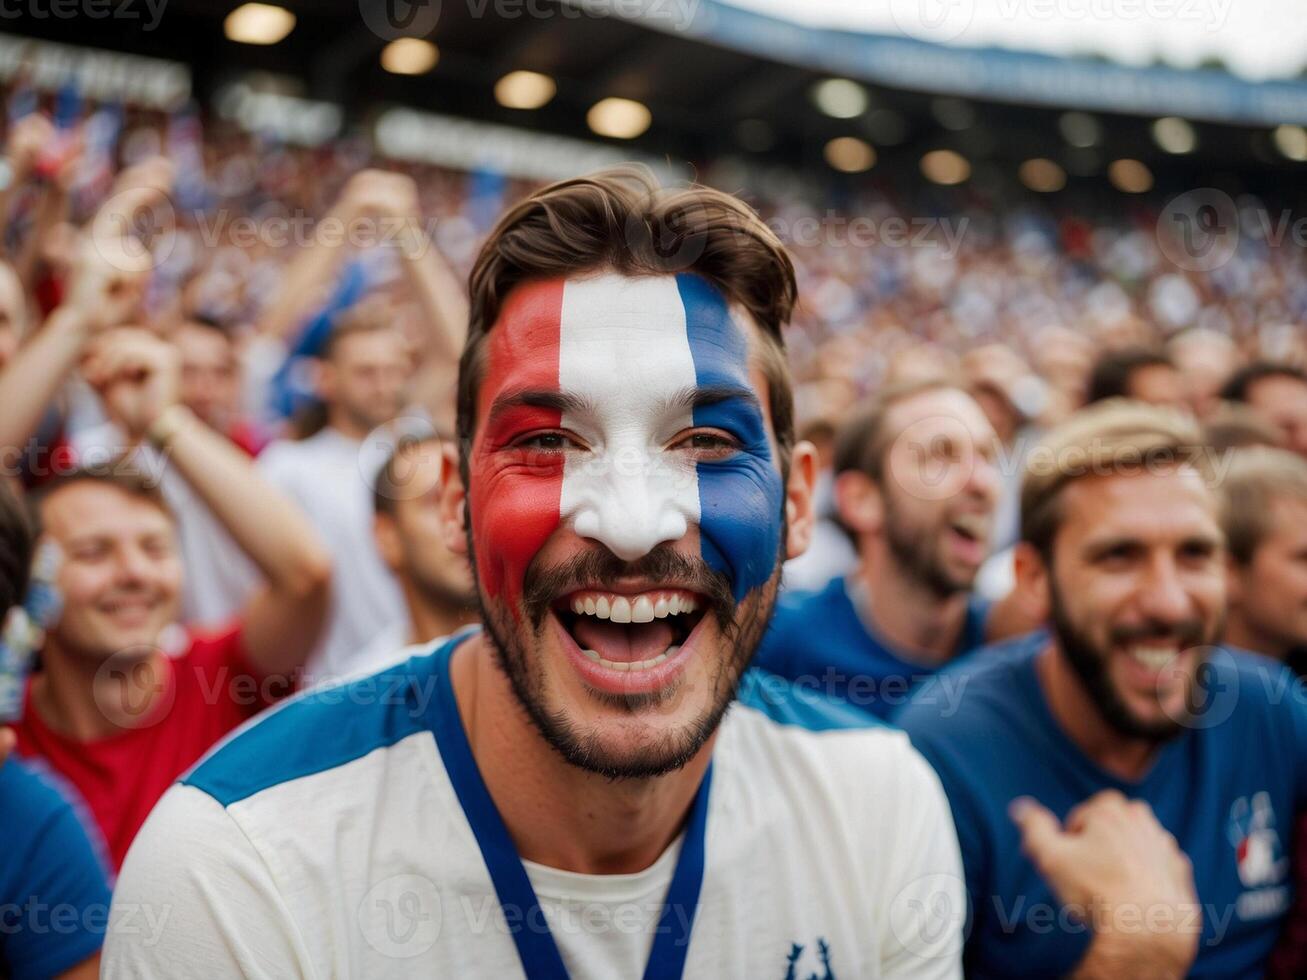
[675,431,740,455]
[517,433,571,451]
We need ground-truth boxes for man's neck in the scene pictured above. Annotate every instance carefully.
[1221,612,1287,660]
[34,638,168,742]
[1035,641,1160,782]
[856,551,970,666]
[449,632,713,876]
[404,587,478,646]
[325,411,367,442]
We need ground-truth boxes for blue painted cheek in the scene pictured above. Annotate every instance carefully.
[677,273,785,602]
[696,446,784,603]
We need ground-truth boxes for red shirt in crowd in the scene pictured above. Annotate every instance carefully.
[12,624,289,870]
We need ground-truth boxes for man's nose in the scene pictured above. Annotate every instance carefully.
[114,545,156,585]
[1138,555,1193,624]
[964,449,1002,503]
[569,456,692,562]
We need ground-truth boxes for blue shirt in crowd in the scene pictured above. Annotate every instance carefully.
[895,633,1307,979]
[753,573,991,719]
[0,759,111,980]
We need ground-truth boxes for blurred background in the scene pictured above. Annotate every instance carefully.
[2,0,1305,440]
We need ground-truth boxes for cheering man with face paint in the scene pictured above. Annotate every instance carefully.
[103,167,965,978]
[897,401,1307,979]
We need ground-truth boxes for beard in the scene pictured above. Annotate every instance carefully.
[472,537,783,781]
[883,490,968,599]
[1048,575,1218,742]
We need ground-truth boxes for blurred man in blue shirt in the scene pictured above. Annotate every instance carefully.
[757,380,1001,718]
[897,401,1307,979]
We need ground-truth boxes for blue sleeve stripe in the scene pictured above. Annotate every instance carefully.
[183,641,459,808]
[736,667,888,732]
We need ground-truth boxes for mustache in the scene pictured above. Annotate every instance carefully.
[521,545,736,634]
[1108,619,1208,649]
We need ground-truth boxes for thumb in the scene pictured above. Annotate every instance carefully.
[1010,796,1067,863]
[0,726,15,768]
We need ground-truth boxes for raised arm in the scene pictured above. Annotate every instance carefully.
[254,169,387,342]
[0,233,149,456]
[383,173,468,364]
[84,329,332,678]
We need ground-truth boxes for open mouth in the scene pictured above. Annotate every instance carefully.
[946,513,988,560]
[552,588,709,674]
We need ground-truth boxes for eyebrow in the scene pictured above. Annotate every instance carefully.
[660,384,762,416]
[486,388,596,427]
[487,384,761,426]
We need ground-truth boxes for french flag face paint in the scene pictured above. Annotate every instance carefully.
[468,272,785,613]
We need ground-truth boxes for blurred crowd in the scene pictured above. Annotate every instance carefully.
[0,80,1306,978]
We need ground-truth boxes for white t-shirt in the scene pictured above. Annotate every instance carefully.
[69,424,259,627]
[104,632,965,979]
[257,428,406,683]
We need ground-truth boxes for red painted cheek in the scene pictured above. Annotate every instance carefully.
[468,277,567,611]
[469,451,563,609]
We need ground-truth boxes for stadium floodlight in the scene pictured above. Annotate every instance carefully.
[921,149,970,185]
[1058,111,1100,148]
[1108,159,1153,193]
[1152,117,1196,154]
[495,71,556,110]
[224,3,295,45]
[811,79,868,119]
[381,38,439,75]
[1273,124,1307,161]
[1018,158,1066,193]
[587,98,652,139]
[824,137,876,173]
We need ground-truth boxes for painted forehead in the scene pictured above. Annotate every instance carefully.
[480,272,759,413]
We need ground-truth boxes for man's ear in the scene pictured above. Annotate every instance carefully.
[984,541,1052,642]
[784,440,819,561]
[373,513,402,572]
[1013,541,1051,619]
[438,441,469,557]
[833,469,883,538]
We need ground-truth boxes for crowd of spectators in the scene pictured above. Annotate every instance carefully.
[0,82,1305,977]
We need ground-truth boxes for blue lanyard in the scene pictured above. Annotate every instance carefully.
[428,647,712,980]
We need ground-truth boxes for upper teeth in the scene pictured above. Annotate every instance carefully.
[570,593,698,622]
[1130,645,1179,669]
[952,514,986,537]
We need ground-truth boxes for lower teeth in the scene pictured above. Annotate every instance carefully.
[581,646,680,672]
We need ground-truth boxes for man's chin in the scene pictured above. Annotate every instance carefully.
[537,704,723,781]
[484,609,758,781]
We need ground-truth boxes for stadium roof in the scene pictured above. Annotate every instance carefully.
[5,0,1307,190]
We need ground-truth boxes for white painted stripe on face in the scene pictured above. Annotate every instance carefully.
[558,273,702,562]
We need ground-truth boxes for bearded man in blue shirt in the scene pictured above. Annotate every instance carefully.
[897,400,1307,979]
